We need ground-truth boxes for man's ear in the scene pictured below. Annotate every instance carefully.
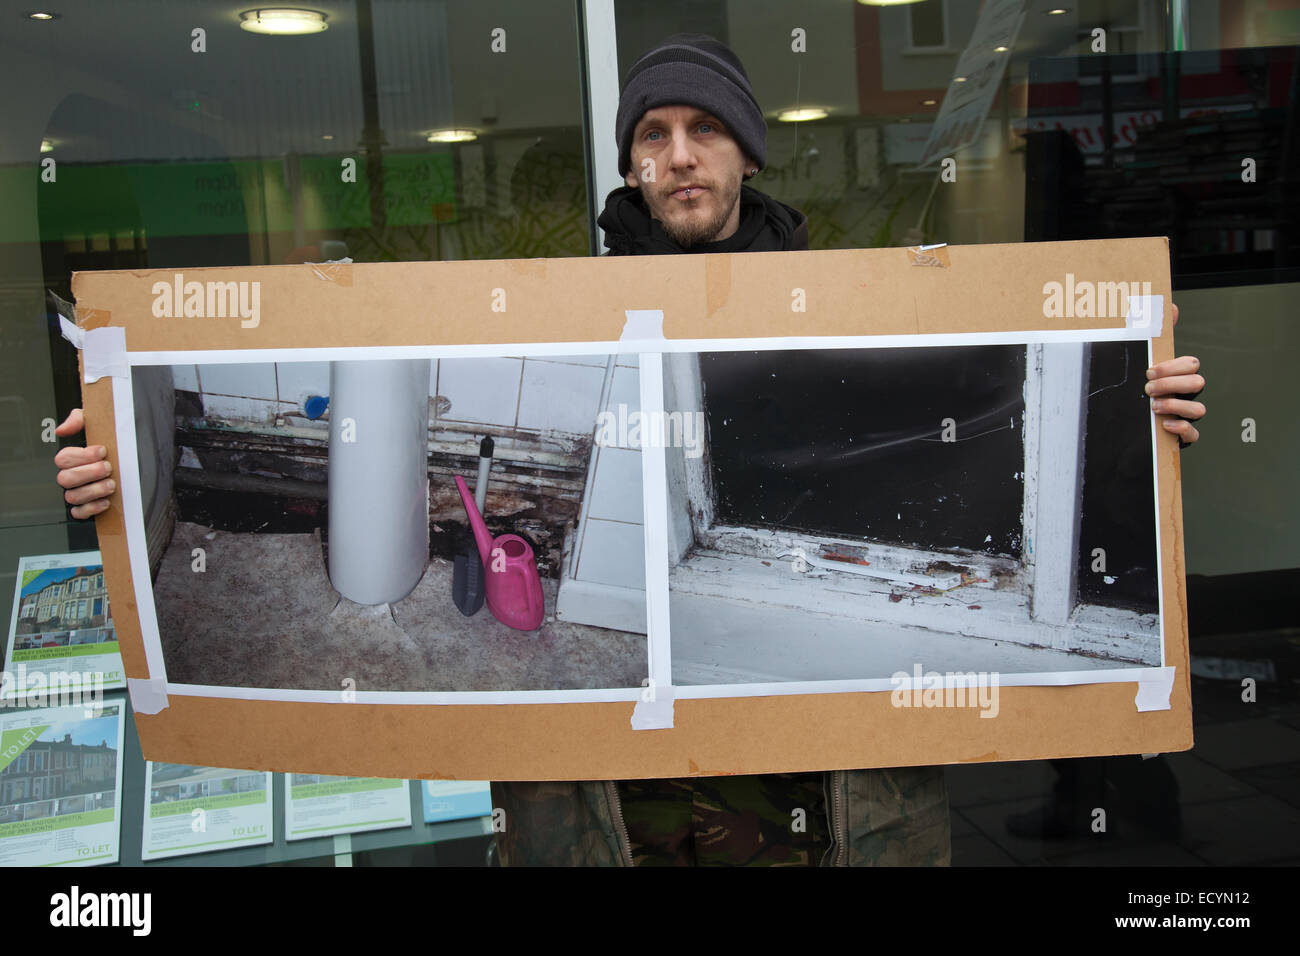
[624,168,640,189]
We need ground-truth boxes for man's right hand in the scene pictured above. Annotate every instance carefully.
[53,408,115,519]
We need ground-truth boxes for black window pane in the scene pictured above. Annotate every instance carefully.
[1076,341,1159,611]
[702,346,1027,556]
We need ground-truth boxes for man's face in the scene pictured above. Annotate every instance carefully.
[624,105,753,248]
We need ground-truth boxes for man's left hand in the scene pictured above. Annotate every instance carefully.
[1145,303,1205,446]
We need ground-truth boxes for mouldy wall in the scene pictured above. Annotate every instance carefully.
[163,355,614,576]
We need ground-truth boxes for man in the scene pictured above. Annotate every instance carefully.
[54,33,1206,865]
[495,33,1207,866]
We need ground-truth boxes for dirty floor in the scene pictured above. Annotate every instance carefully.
[153,521,647,692]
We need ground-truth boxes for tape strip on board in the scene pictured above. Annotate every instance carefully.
[907,243,950,267]
[308,257,354,286]
[128,676,170,715]
[61,316,129,383]
[1125,294,1164,336]
[631,685,676,730]
[620,308,665,345]
[83,326,129,383]
[58,314,84,349]
[1134,666,1175,712]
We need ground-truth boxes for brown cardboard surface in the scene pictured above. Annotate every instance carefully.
[72,236,1192,779]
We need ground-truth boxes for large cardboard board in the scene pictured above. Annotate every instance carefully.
[70,237,1191,780]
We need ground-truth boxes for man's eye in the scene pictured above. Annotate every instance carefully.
[698,123,714,133]
[645,130,661,141]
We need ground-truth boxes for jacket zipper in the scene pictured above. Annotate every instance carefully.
[825,770,848,866]
[604,781,634,866]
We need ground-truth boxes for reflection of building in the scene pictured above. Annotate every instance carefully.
[16,567,110,634]
[0,734,116,805]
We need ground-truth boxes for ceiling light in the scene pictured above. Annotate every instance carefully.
[239,8,328,35]
[426,129,477,143]
[1046,8,1069,14]
[995,45,1010,52]
[321,134,334,140]
[954,76,968,82]
[921,98,937,106]
[40,139,53,152]
[856,1,925,6]
[777,108,828,122]
[26,11,59,20]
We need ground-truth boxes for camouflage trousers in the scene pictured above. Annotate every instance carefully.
[491,768,951,866]
[617,772,829,866]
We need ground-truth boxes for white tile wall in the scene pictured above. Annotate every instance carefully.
[199,363,277,400]
[575,517,646,590]
[275,361,331,407]
[604,366,641,450]
[516,359,605,434]
[436,357,523,427]
[543,354,609,367]
[586,446,644,525]
[171,364,199,392]
[187,357,619,440]
[200,395,279,422]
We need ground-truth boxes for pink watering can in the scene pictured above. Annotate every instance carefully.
[455,474,545,631]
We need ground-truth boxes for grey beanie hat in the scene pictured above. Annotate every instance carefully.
[615,33,767,180]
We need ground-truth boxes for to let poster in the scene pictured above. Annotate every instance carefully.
[0,701,124,866]
[284,773,412,841]
[5,552,126,698]
[141,762,273,861]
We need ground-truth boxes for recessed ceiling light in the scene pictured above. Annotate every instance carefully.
[954,76,968,82]
[426,129,477,143]
[995,45,1010,52]
[321,134,334,140]
[239,8,328,36]
[777,108,828,122]
[856,0,925,6]
[1046,8,1069,14]
[921,98,937,106]
[26,11,60,20]
[40,138,54,152]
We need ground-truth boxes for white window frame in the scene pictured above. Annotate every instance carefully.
[661,343,1160,673]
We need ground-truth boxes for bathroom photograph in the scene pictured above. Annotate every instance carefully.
[132,352,651,694]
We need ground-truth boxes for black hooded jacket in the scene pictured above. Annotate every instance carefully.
[597,182,809,255]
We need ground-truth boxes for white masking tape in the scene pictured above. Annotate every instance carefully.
[620,309,665,346]
[1125,294,1164,337]
[128,676,169,715]
[1134,666,1175,712]
[83,326,129,383]
[631,686,676,730]
[61,316,129,382]
[58,314,84,348]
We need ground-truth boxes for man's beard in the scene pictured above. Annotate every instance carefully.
[651,176,741,248]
